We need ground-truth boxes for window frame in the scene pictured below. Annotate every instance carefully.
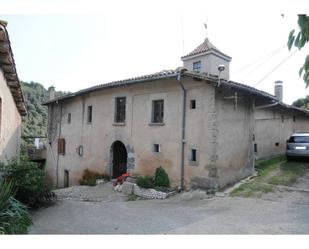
[114,96,126,123]
[151,99,164,124]
[193,61,201,72]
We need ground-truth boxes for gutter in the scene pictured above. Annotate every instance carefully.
[255,102,279,110]
[177,70,186,190]
[55,103,63,188]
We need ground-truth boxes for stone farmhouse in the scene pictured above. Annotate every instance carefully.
[0,20,27,163]
[43,37,309,190]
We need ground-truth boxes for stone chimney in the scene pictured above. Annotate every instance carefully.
[48,86,55,100]
[274,80,283,102]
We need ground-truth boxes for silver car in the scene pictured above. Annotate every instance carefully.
[286,133,309,160]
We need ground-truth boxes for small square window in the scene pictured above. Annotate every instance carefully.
[153,144,160,153]
[193,61,201,72]
[68,113,71,124]
[191,149,197,162]
[190,100,196,109]
[275,142,279,146]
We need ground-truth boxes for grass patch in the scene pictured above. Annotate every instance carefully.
[268,161,308,186]
[231,155,286,198]
[256,155,286,177]
[231,182,273,198]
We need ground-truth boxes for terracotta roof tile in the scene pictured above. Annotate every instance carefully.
[181,38,231,60]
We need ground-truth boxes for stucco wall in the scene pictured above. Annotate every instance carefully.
[0,68,22,162]
[183,53,230,80]
[215,89,254,188]
[45,76,257,190]
[255,107,309,159]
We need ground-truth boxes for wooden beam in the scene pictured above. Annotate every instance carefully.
[2,64,15,74]
[7,80,19,87]
[4,73,17,81]
[0,29,5,41]
[0,42,9,54]
[0,53,12,64]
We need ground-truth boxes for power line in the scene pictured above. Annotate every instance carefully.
[232,44,286,75]
[253,49,298,87]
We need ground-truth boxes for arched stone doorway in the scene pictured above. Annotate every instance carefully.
[111,141,127,178]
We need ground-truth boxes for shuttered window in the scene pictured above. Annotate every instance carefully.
[152,100,164,123]
[58,138,66,155]
[115,97,126,123]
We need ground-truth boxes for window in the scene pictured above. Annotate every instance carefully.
[152,100,164,123]
[275,142,279,146]
[193,61,201,72]
[115,97,126,123]
[190,149,197,162]
[58,138,66,155]
[281,115,284,123]
[190,100,196,109]
[153,144,160,153]
[87,106,92,123]
[68,113,71,124]
[293,116,296,122]
[254,143,257,153]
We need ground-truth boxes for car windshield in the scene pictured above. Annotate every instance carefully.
[288,136,309,143]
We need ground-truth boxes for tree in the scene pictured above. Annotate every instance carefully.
[288,15,309,87]
[292,95,309,109]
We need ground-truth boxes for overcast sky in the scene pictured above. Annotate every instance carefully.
[0,0,308,104]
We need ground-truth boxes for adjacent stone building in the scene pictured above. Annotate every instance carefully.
[0,20,27,162]
[43,37,309,190]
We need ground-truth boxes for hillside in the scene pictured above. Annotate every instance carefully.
[20,81,68,147]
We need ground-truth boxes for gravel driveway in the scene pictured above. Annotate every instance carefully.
[28,182,309,234]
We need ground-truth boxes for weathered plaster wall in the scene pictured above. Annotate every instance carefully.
[0,68,22,162]
[215,89,254,188]
[183,53,230,80]
[255,107,309,159]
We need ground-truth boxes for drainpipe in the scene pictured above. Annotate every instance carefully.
[55,103,63,188]
[177,71,186,191]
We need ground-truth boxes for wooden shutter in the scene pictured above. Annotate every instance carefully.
[58,138,66,155]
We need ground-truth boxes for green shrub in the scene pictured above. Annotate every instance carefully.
[0,157,55,209]
[136,176,155,189]
[154,166,170,187]
[0,180,32,234]
[79,169,110,186]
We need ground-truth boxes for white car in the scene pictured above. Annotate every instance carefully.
[286,133,309,160]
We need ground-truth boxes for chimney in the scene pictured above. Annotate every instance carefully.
[48,86,55,100]
[274,80,283,102]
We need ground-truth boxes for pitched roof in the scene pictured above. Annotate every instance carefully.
[181,38,231,60]
[43,70,178,104]
[0,20,27,116]
[42,68,309,116]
